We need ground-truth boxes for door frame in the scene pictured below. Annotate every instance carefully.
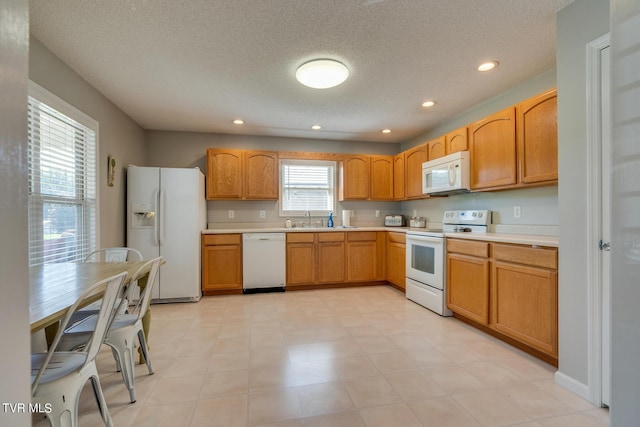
[585,32,610,407]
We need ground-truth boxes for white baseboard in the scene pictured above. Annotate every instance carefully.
[554,371,591,401]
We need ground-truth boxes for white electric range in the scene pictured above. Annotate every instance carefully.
[405,210,490,316]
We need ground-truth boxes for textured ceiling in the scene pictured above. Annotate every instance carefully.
[29,0,574,143]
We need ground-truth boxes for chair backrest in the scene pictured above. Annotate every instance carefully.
[124,257,162,322]
[83,247,143,263]
[32,272,127,395]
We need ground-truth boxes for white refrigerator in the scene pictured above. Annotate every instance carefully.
[127,166,206,302]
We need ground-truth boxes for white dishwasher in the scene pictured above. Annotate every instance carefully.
[242,233,286,293]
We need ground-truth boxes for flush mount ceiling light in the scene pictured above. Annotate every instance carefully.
[232,119,244,125]
[422,100,436,108]
[296,59,349,89]
[478,61,499,72]
[381,129,391,134]
[311,125,322,130]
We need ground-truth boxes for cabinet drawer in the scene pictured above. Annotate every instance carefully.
[287,233,315,243]
[493,244,557,269]
[447,239,489,257]
[387,232,406,244]
[318,232,345,242]
[347,231,377,242]
[203,234,241,245]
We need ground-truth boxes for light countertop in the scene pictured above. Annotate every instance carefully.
[202,227,559,247]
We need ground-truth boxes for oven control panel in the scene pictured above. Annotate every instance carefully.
[443,210,490,226]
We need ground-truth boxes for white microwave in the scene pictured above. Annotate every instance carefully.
[422,151,470,195]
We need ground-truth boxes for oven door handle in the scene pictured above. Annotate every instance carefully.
[407,235,443,244]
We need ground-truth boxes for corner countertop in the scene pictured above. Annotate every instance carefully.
[202,227,559,247]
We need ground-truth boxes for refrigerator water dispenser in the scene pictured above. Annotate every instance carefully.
[132,203,155,228]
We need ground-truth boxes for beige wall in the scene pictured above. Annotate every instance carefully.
[0,0,30,425]
[29,37,147,248]
[556,0,609,392]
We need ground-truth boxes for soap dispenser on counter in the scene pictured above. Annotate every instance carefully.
[327,212,334,228]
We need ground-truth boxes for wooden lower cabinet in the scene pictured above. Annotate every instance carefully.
[286,233,316,285]
[317,234,346,283]
[491,261,558,356]
[447,253,490,324]
[386,232,406,289]
[201,234,242,293]
[346,232,385,282]
[447,238,558,363]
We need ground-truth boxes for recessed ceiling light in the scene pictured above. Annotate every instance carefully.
[233,119,244,125]
[296,59,349,89]
[311,125,322,130]
[478,61,499,72]
[381,129,391,134]
[422,100,436,108]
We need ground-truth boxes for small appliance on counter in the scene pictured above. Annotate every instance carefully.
[384,214,405,227]
[409,217,426,228]
[342,210,353,227]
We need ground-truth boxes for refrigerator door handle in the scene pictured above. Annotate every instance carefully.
[159,189,165,246]
[153,188,160,246]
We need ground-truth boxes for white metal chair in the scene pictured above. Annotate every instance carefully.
[71,247,144,321]
[83,247,143,263]
[58,257,162,403]
[31,271,127,427]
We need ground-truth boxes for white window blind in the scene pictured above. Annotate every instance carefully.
[27,86,98,266]
[280,159,336,216]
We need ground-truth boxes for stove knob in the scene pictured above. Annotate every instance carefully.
[478,213,483,218]
[472,212,477,217]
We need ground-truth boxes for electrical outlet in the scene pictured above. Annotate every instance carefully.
[513,206,521,218]
[259,210,266,219]
[375,210,380,218]
[228,210,234,219]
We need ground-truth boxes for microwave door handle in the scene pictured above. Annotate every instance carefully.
[448,163,456,186]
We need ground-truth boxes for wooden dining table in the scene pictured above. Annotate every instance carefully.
[29,261,152,333]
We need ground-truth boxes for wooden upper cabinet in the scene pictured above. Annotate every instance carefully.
[244,150,279,199]
[370,155,394,200]
[393,153,405,200]
[206,149,278,200]
[517,89,558,184]
[427,136,446,161]
[469,107,517,190]
[404,143,428,199]
[206,149,243,199]
[340,155,370,200]
[445,126,468,154]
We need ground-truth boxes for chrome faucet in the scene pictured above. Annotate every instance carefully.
[305,211,311,227]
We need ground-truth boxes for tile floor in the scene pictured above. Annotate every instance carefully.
[33,286,609,427]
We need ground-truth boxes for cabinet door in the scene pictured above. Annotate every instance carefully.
[206,149,243,199]
[346,232,383,282]
[404,143,428,198]
[469,107,517,190]
[317,242,346,283]
[427,137,446,160]
[446,253,490,324]
[517,89,558,184]
[370,155,394,200]
[202,244,242,291]
[386,237,406,289]
[393,153,405,200]
[340,155,370,200]
[286,243,315,285]
[491,261,558,356]
[244,150,279,199]
[445,126,468,154]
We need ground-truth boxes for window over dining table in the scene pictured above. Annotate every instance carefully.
[27,82,98,266]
